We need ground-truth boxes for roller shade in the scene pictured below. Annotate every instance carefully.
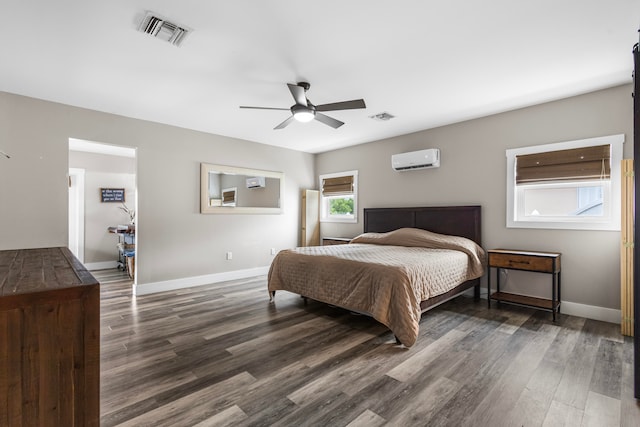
[516,144,610,184]
[322,175,354,196]
[222,190,236,204]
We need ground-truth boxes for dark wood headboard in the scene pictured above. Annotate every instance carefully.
[363,206,482,246]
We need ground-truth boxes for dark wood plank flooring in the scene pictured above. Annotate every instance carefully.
[98,274,640,426]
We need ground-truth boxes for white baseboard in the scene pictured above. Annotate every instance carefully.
[85,261,118,271]
[133,266,270,296]
[560,301,621,324]
[134,272,621,324]
[469,288,621,324]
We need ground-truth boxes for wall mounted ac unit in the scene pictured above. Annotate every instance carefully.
[246,176,266,188]
[391,148,440,171]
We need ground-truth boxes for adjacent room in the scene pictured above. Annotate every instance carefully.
[1,1,640,426]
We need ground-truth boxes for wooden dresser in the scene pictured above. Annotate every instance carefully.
[0,247,99,427]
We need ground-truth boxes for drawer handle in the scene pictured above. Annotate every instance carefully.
[508,260,530,265]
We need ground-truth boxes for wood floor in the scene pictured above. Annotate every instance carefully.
[96,272,640,426]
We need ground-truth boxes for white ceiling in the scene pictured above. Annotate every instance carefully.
[2,1,639,154]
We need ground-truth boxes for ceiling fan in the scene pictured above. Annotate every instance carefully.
[240,82,366,130]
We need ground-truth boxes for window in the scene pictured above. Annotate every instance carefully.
[506,134,624,230]
[221,187,237,207]
[319,170,358,223]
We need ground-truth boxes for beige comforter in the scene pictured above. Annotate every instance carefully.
[267,228,486,347]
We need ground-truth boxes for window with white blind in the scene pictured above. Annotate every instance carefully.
[319,170,358,223]
[506,134,624,230]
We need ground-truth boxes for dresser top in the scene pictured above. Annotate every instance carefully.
[488,249,561,258]
[0,247,98,297]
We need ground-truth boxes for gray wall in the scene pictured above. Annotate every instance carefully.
[0,84,632,310]
[0,91,315,293]
[316,84,633,311]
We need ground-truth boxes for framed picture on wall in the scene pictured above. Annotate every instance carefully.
[101,188,125,203]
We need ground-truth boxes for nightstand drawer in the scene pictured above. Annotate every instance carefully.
[488,252,556,273]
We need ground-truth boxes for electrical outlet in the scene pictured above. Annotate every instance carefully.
[226,252,233,260]
[270,248,276,255]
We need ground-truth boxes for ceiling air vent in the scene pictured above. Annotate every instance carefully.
[138,12,191,46]
[369,112,395,121]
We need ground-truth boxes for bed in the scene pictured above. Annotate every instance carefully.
[267,206,485,347]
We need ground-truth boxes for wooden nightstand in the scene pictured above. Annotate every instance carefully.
[487,249,561,321]
[322,237,352,246]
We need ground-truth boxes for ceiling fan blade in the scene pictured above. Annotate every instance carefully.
[287,83,307,106]
[239,106,290,111]
[274,115,296,130]
[315,112,344,129]
[315,99,366,112]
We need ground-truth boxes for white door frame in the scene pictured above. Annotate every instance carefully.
[68,168,85,263]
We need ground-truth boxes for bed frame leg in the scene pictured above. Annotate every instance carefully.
[474,282,480,300]
[395,336,401,345]
[269,291,276,302]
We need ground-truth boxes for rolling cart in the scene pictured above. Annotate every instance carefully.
[108,226,135,276]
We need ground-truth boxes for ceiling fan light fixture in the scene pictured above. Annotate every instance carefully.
[291,104,316,122]
[293,110,315,122]
[240,82,365,129]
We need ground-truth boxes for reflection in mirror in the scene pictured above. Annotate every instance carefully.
[220,187,237,207]
[200,163,284,214]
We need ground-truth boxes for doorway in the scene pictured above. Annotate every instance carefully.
[68,139,137,287]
